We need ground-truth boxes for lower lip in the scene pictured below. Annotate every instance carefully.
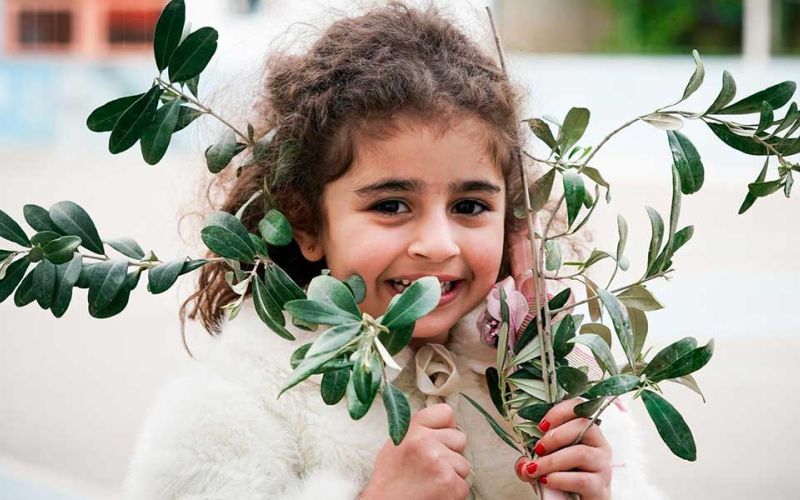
[386,280,465,308]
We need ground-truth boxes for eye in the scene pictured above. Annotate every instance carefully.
[371,199,410,215]
[452,199,489,216]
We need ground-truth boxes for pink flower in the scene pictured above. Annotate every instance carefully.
[477,277,529,349]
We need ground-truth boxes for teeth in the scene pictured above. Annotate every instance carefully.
[390,279,456,294]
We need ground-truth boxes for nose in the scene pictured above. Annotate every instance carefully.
[407,210,461,262]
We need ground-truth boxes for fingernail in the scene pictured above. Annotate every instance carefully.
[516,460,524,477]
[534,442,547,456]
[538,419,551,432]
[539,475,548,485]
[526,461,538,475]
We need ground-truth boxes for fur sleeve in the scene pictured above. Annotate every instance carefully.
[123,369,362,500]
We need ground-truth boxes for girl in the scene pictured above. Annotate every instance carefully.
[124,3,665,499]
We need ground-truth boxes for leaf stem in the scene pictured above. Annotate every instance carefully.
[549,270,671,315]
[155,76,251,145]
[572,395,619,445]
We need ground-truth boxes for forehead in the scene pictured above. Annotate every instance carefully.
[341,116,505,191]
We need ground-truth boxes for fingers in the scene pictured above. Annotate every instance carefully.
[524,444,608,479]
[432,427,467,454]
[538,398,585,431]
[535,471,609,497]
[448,449,472,479]
[412,403,457,429]
[535,417,609,457]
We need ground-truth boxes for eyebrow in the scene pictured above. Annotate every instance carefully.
[354,177,502,197]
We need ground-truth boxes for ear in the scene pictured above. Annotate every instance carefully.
[294,229,325,262]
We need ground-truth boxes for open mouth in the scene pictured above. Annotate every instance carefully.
[388,278,457,294]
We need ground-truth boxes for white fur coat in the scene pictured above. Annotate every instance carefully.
[123,301,668,499]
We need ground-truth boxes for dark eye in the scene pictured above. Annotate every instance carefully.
[371,200,410,215]
[453,200,489,216]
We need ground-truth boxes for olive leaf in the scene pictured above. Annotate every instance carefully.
[153,0,186,72]
[168,27,219,83]
[641,390,697,461]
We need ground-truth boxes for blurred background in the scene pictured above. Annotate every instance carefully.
[0,0,798,498]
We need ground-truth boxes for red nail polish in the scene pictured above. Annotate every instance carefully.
[540,475,548,485]
[526,461,538,475]
[538,419,551,432]
[534,442,547,456]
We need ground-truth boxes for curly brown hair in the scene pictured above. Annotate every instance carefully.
[181,2,527,338]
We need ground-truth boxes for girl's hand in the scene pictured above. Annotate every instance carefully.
[360,403,470,500]
[514,398,612,500]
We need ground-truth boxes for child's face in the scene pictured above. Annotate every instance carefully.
[303,116,506,344]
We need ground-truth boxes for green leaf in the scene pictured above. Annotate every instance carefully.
[616,214,628,267]
[168,26,218,83]
[381,276,440,329]
[496,322,509,370]
[508,376,548,400]
[739,158,770,214]
[574,398,604,418]
[717,81,796,115]
[514,317,538,354]
[141,100,181,165]
[681,49,705,101]
[51,254,82,318]
[32,259,56,309]
[346,373,372,420]
[667,130,704,195]
[87,259,128,312]
[109,86,163,154]
[707,122,800,156]
[585,278,601,322]
[485,367,506,417]
[548,288,571,310]
[307,274,361,320]
[755,101,774,135]
[377,323,414,356]
[531,168,556,211]
[528,119,558,151]
[42,235,81,265]
[641,112,684,131]
[460,393,521,453]
[258,209,293,246]
[49,201,104,255]
[641,390,696,461]
[23,204,61,233]
[584,374,639,398]
[518,402,554,422]
[597,288,634,365]
[0,257,30,303]
[105,238,145,260]
[705,70,736,114]
[0,209,30,247]
[617,285,663,312]
[280,346,344,397]
[265,263,305,306]
[248,234,269,258]
[252,275,295,340]
[643,337,697,378]
[344,274,366,303]
[153,0,186,71]
[306,322,361,359]
[653,225,694,272]
[200,211,255,263]
[205,129,238,173]
[186,74,200,99]
[271,139,300,190]
[510,333,541,365]
[147,257,185,294]
[645,206,664,274]
[580,167,611,204]
[13,269,36,307]
[382,383,411,445]
[569,334,618,375]
[30,231,60,247]
[553,315,576,358]
[285,299,360,326]
[174,105,202,132]
[321,367,349,405]
[629,307,648,359]
[580,322,612,347]
[558,107,590,156]
[86,94,145,133]
[748,179,784,197]
[544,240,561,271]
[179,259,208,276]
[556,365,589,395]
[647,339,714,382]
[770,102,799,138]
[562,169,585,227]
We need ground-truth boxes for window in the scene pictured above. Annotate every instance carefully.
[17,9,73,49]
[107,9,160,47]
